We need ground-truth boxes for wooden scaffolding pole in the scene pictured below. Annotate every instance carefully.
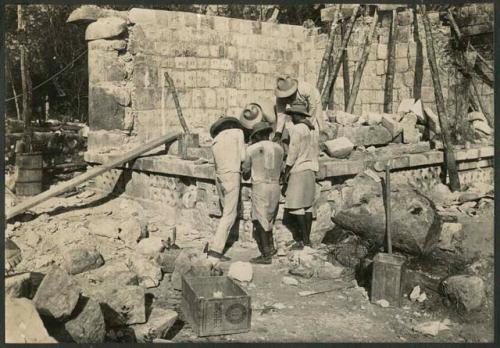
[341,20,351,110]
[384,9,397,113]
[316,9,341,92]
[420,5,460,191]
[346,8,379,114]
[321,5,361,108]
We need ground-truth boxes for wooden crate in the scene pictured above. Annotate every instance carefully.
[370,253,406,307]
[181,276,251,337]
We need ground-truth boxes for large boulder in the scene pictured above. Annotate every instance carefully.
[67,5,128,23]
[332,172,442,255]
[85,17,127,41]
[131,307,178,343]
[334,110,359,125]
[441,275,485,312]
[324,137,354,158]
[33,267,81,321]
[5,296,57,343]
[65,298,106,343]
[63,248,104,275]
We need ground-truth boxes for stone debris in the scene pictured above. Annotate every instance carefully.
[409,285,427,303]
[472,120,492,136]
[324,137,354,159]
[131,307,178,343]
[119,217,147,246]
[400,113,420,144]
[127,254,163,288]
[88,217,121,239]
[228,261,253,283]
[85,17,127,41]
[334,110,359,125]
[65,298,106,343]
[33,267,81,321]
[438,223,463,251]
[5,272,32,298]
[366,112,383,125]
[397,98,415,113]
[410,100,424,123]
[282,276,299,286]
[171,249,222,290]
[413,319,451,336]
[468,111,487,123]
[441,275,485,312]
[381,114,403,138]
[423,106,441,134]
[376,299,390,308]
[5,296,58,343]
[155,249,181,273]
[136,236,166,256]
[63,248,104,275]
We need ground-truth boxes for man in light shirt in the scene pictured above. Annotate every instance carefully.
[205,116,246,262]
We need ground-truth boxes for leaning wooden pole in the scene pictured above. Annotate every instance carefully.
[420,5,460,191]
[346,8,379,114]
[316,9,341,91]
[384,9,397,113]
[6,132,181,220]
[341,20,351,110]
[447,9,493,127]
[321,5,361,108]
[164,72,190,134]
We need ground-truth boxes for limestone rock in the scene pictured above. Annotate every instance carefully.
[410,100,425,123]
[127,255,163,288]
[397,98,415,113]
[131,307,178,343]
[63,248,104,275]
[155,249,181,273]
[441,275,485,312]
[88,217,120,239]
[335,110,359,125]
[311,201,335,244]
[5,296,58,343]
[67,5,128,23]
[85,17,127,41]
[227,261,253,283]
[88,284,146,326]
[336,125,392,146]
[316,262,344,280]
[119,217,146,246]
[400,113,420,144]
[33,267,81,321]
[424,106,441,134]
[381,114,403,138]
[5,273,32,298]
[366,112,383,125]
[438,223,463,251]
[413,319,451,336]
[472,120,492,136]
[458,191,481,203]
[171,249,222,290]
[136,237,165,256]
[468,111,487,123]
[282,276,299,286]
[333,173,442,255]
[324,137,354,159]
[65,298,106,343]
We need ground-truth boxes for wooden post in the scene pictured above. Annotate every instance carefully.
[341,20,351,110]
[18,5,32,148]
[6,60,21,120]
[316,9,340,92]
[164,72,190,134]
[346,8,379,114]
[447,9,493,127]
[384,9,397,113]
[321,5,361,108]
[420,5,460,191]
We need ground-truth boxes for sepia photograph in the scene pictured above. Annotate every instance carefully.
[3,2,495,344]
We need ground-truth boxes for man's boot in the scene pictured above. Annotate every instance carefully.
[290,214,306,250]
[283,209,301,246]
[304,212,313,247]
[267,230,278,256]
[252,222,265,255]
[250,224,272,264]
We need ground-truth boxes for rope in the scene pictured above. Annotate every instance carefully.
[5,49,88,103]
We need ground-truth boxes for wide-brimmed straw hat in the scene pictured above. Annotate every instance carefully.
[249,122,273,143]
[284,101,311,118]
[240,102,277,129]
[209,116,242,138]
[274,76,299,98]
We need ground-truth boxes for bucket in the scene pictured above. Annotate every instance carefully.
[15,151,43,196]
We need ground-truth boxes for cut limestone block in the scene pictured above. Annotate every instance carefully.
[400,113,420,144]
[468,111,487,123]
[398,98,415,113]
[472,120,492,135]
[131,307,178,343]
[335,110,359,125]
[366,112,383,125]
[324,137,354,159]
[381,114,403,138]
[65,298,106,343]
[336,125,392,146]
[63,248,104,275]
[441,275,485,312]
[85,17,127,41]
[411,99,425,123]
[424,106,441,134]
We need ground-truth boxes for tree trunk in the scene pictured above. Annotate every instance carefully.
[18,5,32,144]
[384,9,397,113]
[341,20,351,110]
[420,5,460,191]
[346,8,379,114]
[321,5,361,109]
[6,60,21,120]
[316,9,341,92]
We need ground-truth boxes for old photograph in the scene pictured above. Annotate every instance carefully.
[4,2,494,343]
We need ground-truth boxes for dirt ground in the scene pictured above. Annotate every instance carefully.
[6,187,494,343]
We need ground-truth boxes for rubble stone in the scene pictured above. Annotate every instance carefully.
[65,298,106,343]
[335,110,359,125]
[400,113,420,144]
[228,261,253,282]
[424,106,441,134]
[366,112,382,125]
[282,276,299,286]
[316,262,344,280]
[88,217,120,239]
[131,307,178,343]
[397,98,415,113]
[171,249,222,290]
[33,267,81,321]
[155,249,181,273]
[127,255,163,288]
[63,248,104,275]
[324,137,354,158]
[67,5,128,23]
[119,217,146,246]
[336,125,393,146]
[6,296,58,343]
[438,223,463,251]
[5,273,32,298]
[85,17,127,41]
[136,237,165,256]
[472,120,492,135]
[468,111,487,123]
[381,114,403,138]
[441,275,485,312]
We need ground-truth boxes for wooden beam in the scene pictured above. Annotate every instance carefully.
[321,5,360,108]
[384,9,397,113]
[6,132,181,220]
[420,5,460,191]
[316,9,340,92]
[341,20,351,110]
[346,8,379,114]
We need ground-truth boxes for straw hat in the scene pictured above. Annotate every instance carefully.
[249,122,273,143]
[240,102,277,129]
[209,116,242,138]
[274,76,299,98]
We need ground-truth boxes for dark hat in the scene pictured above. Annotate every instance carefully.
[249,122,273,143]
[274,76,299,98]
[284,101,311,118]
[209,116,242,138]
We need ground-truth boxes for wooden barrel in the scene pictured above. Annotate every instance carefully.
[15,152,43,196]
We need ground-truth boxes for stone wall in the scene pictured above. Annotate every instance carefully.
[81,6,493,154]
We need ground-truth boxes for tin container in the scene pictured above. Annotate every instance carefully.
[181,275,251,337]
